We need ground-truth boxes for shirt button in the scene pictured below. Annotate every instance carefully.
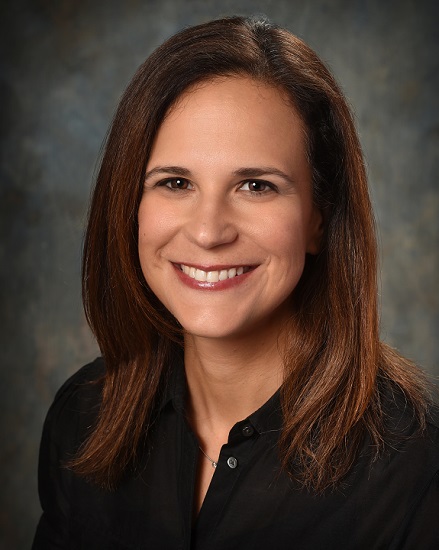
[242,425,254,437]
[227,456,238,469]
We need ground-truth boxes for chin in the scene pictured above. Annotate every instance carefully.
[175,314,250,341]
[182,324,243,341]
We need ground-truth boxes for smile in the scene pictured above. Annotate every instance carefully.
[179,264,252,283]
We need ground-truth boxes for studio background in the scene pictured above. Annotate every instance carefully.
[1,0,437,547]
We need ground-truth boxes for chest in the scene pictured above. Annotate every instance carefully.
[65,410,425,550]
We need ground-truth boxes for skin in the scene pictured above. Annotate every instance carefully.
[138,76,322,514]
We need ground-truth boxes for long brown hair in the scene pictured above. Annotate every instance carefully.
[74,16,430,490]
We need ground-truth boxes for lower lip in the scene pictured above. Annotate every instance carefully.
[173,264,256,291]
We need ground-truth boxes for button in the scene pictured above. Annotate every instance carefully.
[227,456,238,469]
[242,425,254,437]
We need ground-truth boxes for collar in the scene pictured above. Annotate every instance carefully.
[159,353,283,436]
[158,349,186,413]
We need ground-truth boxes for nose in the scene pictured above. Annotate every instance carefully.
[184,194,238,249]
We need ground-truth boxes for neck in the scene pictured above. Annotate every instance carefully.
[184,331,284,445]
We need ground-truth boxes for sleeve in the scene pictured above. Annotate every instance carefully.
[32,397,71,549]
[31,359,104,549]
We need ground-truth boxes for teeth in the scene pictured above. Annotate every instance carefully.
[206,271,219,282]
[180,264,250,282]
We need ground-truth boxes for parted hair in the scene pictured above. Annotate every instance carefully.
[74,15,429,491]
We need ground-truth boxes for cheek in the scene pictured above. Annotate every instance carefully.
[138,202,162,274]
[266,215,309,261]
[137,200,182,289]
[138,199,175,245]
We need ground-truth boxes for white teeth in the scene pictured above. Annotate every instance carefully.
[207,271,219,282]
[180,264,249,282]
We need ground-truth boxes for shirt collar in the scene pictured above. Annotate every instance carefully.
[158,349,186,412]
[159,353,283,435]
[247,389,283,435]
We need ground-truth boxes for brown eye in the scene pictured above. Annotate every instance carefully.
[162,178,192,190]
[248,181,267,192]
[240,180,274,193]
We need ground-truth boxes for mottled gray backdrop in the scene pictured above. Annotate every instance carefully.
[1,0,438,547]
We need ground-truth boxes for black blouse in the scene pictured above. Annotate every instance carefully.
[33,357,439,549]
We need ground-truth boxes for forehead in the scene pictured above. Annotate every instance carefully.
[148,76,307,181]
[149,76,309,170]
[166,76,299,123]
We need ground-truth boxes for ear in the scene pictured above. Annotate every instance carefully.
[306,208,324,255]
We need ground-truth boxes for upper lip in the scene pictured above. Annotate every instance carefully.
[174,262,256,271]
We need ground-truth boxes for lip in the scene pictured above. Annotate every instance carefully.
[172,262,257,290]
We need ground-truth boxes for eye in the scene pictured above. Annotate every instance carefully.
[158,178,193,190]
[239,180,276,194]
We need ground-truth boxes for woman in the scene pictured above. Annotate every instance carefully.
[33,16,438,549]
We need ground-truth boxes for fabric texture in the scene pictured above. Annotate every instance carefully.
[32,357,439,549]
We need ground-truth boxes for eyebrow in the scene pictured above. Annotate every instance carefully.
[144,165,296,186]
[232,167,296,186]
[144,166,192,181]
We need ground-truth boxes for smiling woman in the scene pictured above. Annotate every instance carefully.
[32,16,438,550]
[139,77,322,344]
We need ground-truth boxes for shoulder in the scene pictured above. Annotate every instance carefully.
[379,383,439,463]
[362,387,439,507]
[378,396,439,546]
[381,382,439,446]
[43,357,106,456]
[50,356,105,414]
[425,400,439,446]
[34,359,107,546]
[347,384,439,500]
[52,356,105,403]
[422,403,439,468]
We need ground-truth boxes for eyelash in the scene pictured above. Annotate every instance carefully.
[154,177,277,194]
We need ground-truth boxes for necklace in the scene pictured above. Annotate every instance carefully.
[199,446,218,468]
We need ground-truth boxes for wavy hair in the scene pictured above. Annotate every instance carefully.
[73,16,429,490]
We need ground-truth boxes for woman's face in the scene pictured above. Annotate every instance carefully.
[138,76,322,341]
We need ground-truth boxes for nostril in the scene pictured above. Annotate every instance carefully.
[185,216,238,249]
